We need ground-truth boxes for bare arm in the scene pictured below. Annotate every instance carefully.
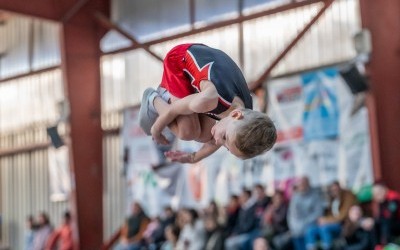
[151,80,218,144]
[165,140,221,163]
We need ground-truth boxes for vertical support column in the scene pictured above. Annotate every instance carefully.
[359,0,400,190]
[60,1,108,248]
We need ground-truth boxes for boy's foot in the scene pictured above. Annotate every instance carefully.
[139,88,159,135]
[157,86,171,103]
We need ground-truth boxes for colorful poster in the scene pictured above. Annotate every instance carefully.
[268,76,304,145]
[302,68,340,141]
[267,66,372,190]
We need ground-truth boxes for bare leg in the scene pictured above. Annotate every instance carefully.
[197,114,215,143]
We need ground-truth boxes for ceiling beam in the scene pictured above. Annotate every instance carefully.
[0,66,60,84]
[249,0,335,91]
[103,0,324,55]
[94,11,163,62]
[0,0,60,20]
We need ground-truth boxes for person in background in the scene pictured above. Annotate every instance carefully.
[372,181,400,246]
[175,208,186,231]
[148,207,176,249]
[142,217,161,249]
[288,176,324,250]
[254,184,271,222]
[24,215,37,250]
[33,212,53,250]
[223,195,240,238]
[259,190,291,250]
[114,202,150,250]
[305,181,356,250]
[46,211,73,250]
[204,201,224,226]
[225,189,258,250]
[161,224,180,250]
[176,208,206,250]
[204,215,224,250]
[342,205,375,250]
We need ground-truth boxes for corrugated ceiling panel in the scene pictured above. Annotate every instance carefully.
[0,15,60,79]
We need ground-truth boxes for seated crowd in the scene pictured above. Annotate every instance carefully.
[24,211,73,250]
[113,178,400,250]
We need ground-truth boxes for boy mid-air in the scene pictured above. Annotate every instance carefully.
[139,43,277,163]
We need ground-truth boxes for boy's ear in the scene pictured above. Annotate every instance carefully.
[230,109,244,120]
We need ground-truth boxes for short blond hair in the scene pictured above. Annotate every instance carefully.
[234,109,277,159]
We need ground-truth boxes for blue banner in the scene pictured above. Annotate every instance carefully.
[302,68,340,141]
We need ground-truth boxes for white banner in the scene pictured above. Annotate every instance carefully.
[338,107,373,190]
[48,145,71,202]
[122,108,171,216]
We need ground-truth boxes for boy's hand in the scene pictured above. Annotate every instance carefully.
[150,125,169,145]
[165,151,195,163]
[151,109,175,145]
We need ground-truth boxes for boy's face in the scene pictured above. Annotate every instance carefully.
[211,110,245,158]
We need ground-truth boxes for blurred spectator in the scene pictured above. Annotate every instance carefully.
[204,216,224,250]
[372,182,400,245]
[33,212,53,250]
[305,181,356,250]
[176,209,187,230]
[46,211,73,250]
[254,184,271,220]
[342,205,374,250]
[142,217,161,248]
[114,202,150,250]
[176,208,206,250]
[260,190,291,250]
[204,201,224,226]
[224,195,240,237]
[288,176,323,250]
[24,215,36,250]
[225,189,258,250]
[148,207,175,248]
[161,224,180,250]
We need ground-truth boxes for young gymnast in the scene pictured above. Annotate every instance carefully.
[139,43,276,163]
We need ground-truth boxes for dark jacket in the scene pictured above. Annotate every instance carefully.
[233,202,258,235]
[151,215,175,244]
[342,219,374,250]
[373,190,400,220]
[255,197,271,216]
[121,211,150,243]
[263,202,289,234]
[205,227,224,250]
[224,206,240,237]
